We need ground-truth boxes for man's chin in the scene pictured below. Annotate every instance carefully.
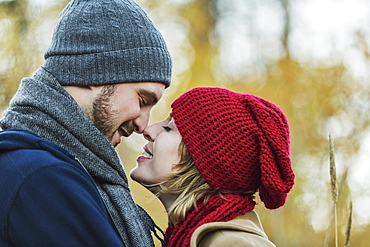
[110,131,123,147]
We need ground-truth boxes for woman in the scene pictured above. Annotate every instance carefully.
[130,87,295,247]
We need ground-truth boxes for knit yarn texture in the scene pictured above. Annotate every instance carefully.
[43,0,172,87]
[0,68,156,247]
[165,194,256,247]
[171,87,295,210]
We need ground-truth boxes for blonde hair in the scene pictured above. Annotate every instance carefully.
[157,141,257,225]
[158,141,215,225]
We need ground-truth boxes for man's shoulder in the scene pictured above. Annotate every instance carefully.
[0,129,78,167]
[0,129,73,155]
[0,131,123,247]
[0,128,90,194]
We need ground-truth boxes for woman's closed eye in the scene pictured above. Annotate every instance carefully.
[163,126,171,132]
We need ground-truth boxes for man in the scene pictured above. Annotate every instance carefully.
[0,0,172,246]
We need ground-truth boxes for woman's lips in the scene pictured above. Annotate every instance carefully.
[137,144,153,161]
[143,145,153,156]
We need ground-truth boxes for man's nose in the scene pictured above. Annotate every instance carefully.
[133,109,150,134]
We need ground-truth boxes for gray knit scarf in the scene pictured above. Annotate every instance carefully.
[0,68,160,247]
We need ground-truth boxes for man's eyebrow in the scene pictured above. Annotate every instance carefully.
[138,89,159,105]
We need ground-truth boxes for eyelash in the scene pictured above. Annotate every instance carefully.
[140,96,148,107]
[162,126,171,132]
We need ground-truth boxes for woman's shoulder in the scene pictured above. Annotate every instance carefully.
[190,211,276,247]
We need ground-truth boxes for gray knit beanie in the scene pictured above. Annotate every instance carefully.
[43,0,172,87]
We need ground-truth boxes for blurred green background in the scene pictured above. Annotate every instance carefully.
[1,0,369,246]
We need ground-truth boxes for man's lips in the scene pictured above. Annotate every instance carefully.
[118,121,135,138]
[119,127,132,137]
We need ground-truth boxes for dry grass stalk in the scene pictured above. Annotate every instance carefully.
[329,133,338,247]
[345,202,353,247]
[329,133,338,203]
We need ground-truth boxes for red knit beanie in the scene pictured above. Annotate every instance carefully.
[171,87,295,209]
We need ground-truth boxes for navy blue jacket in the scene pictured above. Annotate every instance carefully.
[0,129,124,246]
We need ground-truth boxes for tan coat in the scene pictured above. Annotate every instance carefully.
[190,211,276,247]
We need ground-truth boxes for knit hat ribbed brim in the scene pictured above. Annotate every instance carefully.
[171,87,295,209]
[43,0,172,87]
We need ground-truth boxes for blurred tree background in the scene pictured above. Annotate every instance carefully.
[1,0,370,246]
